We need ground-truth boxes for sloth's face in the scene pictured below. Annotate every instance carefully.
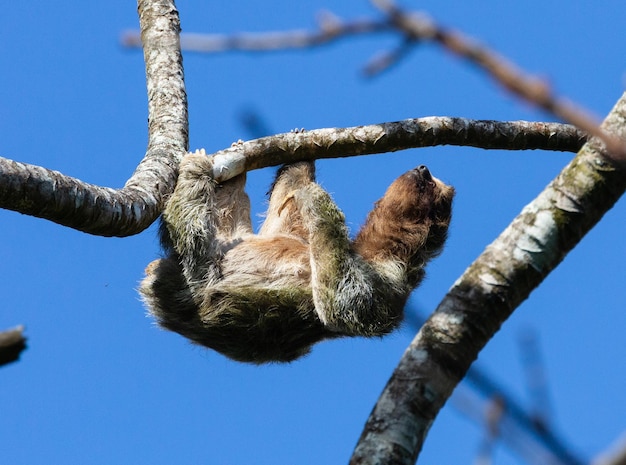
[379,165,454,224]
[407,165,435,191]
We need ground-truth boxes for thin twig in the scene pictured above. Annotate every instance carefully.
[122,11,391,52]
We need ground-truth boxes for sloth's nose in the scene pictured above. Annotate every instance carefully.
[417,165,432,180]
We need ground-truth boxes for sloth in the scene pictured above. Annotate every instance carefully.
[140,151,454,363]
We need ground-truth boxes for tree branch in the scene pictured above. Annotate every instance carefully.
[0,0,187,237]
[122,11,390,52]
[404,310,584,465]
[350,92,626,465]
[207,119,585,182]
[0,117,583,230]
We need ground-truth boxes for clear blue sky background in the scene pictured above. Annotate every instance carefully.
[1,1,625,464]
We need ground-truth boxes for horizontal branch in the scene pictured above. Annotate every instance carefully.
[350,92,626,465]
[208,118,585,182]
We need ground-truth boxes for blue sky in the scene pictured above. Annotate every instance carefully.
[1,1,625,464]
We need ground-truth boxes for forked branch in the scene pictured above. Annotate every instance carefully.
[0,115,583,233]
[0,0,188,237]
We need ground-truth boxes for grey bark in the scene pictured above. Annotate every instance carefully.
[208,119,585,183]
[350,92,626,465]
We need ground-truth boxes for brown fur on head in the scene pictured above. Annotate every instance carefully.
[353,165,454,279]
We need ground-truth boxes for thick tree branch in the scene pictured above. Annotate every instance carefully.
[350,92,626,465]
[405,310,583,465]
[0,0,187,237]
